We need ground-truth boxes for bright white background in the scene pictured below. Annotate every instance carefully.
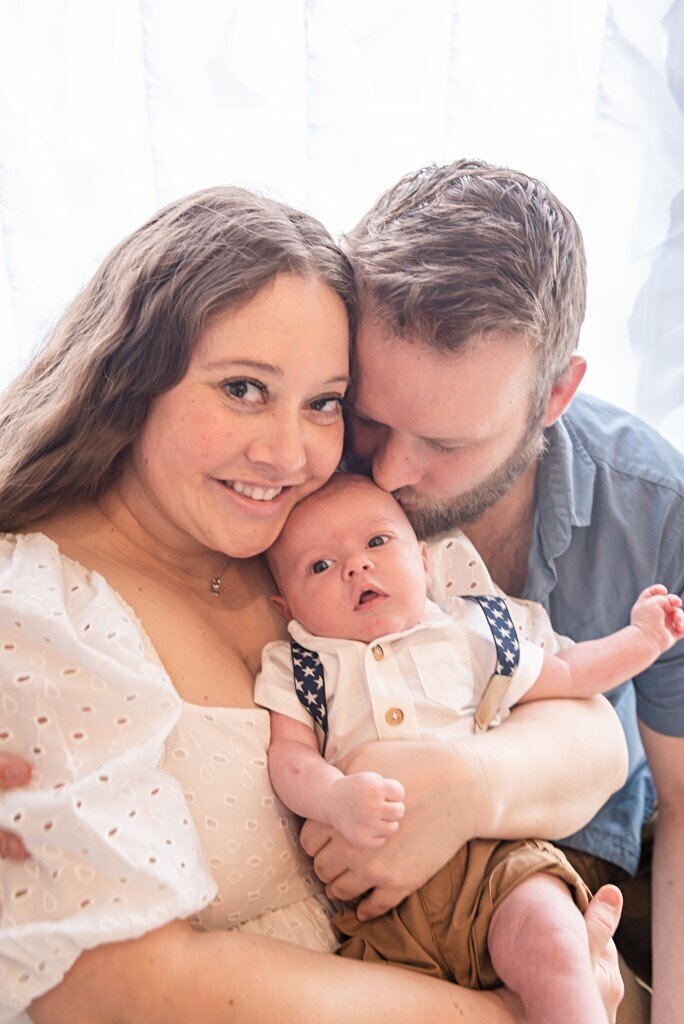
[1,0,683,448]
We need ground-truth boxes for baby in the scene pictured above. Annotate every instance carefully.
[255,474,684,1024]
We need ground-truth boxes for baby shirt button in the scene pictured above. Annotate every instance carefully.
[372,644,384,661]
[385,707,404,726]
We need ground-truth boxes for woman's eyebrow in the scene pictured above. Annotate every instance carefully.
[204,358,350,386]
[204,358,284,375]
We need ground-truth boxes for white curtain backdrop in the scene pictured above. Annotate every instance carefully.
[1,0,682,449]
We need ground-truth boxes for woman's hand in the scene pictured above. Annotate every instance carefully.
[0,753,31,859]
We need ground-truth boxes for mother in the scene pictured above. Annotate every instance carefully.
[0,187,625,1023]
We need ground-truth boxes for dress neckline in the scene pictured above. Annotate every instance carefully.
[3,530,270,722]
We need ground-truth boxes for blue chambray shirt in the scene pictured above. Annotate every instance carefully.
[523,393,684,876]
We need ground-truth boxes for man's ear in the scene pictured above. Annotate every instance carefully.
[419,541,432,588]
[270,594,292,622]
[543,356,587,427]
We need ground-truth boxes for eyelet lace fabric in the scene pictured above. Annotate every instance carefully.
[0,533,335,1023]
[426,531,573,653]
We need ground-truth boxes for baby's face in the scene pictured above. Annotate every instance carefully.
[271,479,430,642]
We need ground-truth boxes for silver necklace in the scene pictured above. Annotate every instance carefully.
[96,501,230,598]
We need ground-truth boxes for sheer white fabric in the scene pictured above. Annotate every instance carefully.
[0,533,335,1023]
[0,0,681,448]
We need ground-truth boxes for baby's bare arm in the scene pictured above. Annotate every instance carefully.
[268,713,404,848]
[519,585,684,704]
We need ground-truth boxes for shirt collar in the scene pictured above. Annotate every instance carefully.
[287,598,450,653]
[527,411,596,600]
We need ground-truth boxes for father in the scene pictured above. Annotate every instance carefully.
[344,159,684,1024]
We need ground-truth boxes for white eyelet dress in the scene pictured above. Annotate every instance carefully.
[0,534,336,1024]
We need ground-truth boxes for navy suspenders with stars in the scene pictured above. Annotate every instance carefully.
[289,594,522,740]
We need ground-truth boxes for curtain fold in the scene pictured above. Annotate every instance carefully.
[0,0,681,448]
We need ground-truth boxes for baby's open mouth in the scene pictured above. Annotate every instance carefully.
[356,588,386,609]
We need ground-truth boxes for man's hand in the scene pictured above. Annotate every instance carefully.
[582,886,625,1023]
[493,885,624,1024]
[0,753,31,860]
[328,772,405,848]
[631,585,684,655]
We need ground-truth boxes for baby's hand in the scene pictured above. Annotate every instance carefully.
[631,585,684,655]
[328,771,405,848]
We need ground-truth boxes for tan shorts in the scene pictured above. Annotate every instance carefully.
[334,836,590,989]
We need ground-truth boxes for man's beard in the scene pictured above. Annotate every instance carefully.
[346,415,547,540]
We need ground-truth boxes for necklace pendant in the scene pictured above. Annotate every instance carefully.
[210,577,221,597]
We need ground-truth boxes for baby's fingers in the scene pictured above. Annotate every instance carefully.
[638,584,668,601]
[381,777,405,802]
[670,607,684,638]
[345,825,388,849]
[374,819,401,839]
[381,799,405,822]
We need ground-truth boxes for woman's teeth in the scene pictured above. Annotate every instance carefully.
[229,481,283,501]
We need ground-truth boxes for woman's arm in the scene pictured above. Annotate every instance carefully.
[467,696,628,837]
[303,696,627,919]
[30,918,515,1024]
[29,891,624,1024]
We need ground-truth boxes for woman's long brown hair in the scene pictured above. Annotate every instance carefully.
[0,187,357,532]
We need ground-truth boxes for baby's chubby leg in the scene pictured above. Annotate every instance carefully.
[488,873,610,1024]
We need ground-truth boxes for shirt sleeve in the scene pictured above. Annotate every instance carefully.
[254,640,316,729]
[634,502,684,736]
[0,534,217,1022]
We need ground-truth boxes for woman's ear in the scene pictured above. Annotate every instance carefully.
[270,594,292,622]
[543,356,587,427]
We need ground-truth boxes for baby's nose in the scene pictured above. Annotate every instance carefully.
[343,555,374,579]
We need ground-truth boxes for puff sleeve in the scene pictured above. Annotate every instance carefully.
[0,534,217,1023]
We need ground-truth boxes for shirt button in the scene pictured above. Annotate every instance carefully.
[372,644,384,661]
[385,707,404,726]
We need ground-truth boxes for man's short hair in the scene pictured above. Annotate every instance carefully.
[346,159,587,411]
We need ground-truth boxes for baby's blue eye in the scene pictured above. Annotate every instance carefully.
[368,534,389,548]
[311,559,332,574]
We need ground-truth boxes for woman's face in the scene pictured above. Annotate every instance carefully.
[125,274,351,558]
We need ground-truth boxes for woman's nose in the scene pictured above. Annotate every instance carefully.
[246,413,306,476]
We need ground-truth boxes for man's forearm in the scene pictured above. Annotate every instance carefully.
[651,803,684,1024]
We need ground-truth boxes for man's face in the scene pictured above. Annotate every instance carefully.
[346,318,546,538]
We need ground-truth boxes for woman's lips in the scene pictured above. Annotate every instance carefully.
[213,478,293,516]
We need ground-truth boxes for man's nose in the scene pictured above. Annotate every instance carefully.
[372,431,422,493]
